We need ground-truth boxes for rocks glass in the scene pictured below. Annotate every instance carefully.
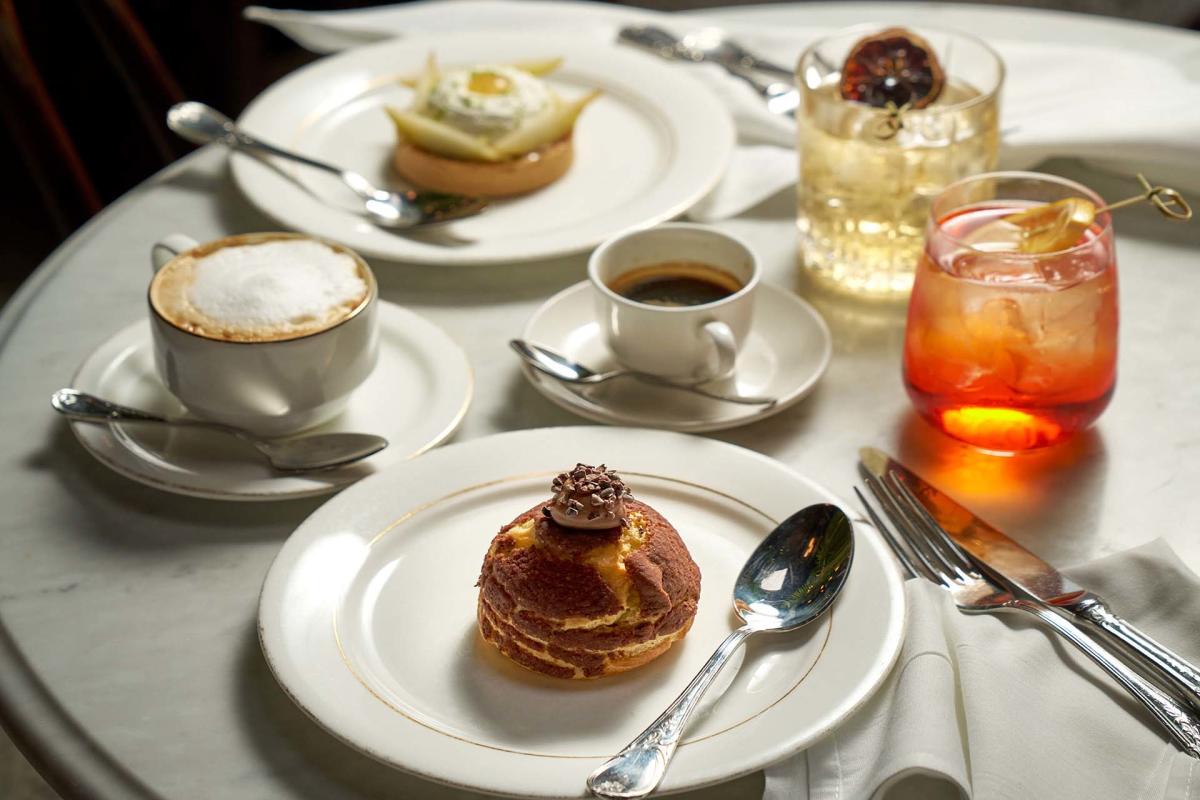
[903,172,1118,452]
[796,25,1003,298]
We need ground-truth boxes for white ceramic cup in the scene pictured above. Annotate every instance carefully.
[148,232,380,437]
[588,223,759,381]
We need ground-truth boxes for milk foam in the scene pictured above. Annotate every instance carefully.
[153,240,369,342]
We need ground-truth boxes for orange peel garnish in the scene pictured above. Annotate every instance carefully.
[1000,197,1097,254]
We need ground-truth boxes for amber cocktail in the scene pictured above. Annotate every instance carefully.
[796,25,1003,298]
[903,173,1118,451]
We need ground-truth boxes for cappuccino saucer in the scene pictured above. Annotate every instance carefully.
[66,301,472,501]
[519,282,831,432]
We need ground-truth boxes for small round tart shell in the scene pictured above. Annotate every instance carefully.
[393,135,574,197]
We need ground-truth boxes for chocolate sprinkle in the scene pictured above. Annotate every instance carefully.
[547,463,632,530]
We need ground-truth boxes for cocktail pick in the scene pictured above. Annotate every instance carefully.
[995,174,1191,253]
[1097,174,1191,220]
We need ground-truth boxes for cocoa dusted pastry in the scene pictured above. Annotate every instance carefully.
[476,464,701,679]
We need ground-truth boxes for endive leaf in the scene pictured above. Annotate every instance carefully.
[384,107,502,162]
[492,89,601,157]
[509,57,563,76]
[399,56,562,86]
[410,53,438,113]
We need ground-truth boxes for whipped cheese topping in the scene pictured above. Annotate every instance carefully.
[427,64,550,136]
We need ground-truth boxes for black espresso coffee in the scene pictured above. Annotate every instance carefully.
[608,262,743,307]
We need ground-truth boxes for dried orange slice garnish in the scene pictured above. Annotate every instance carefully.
[840,27,944,109]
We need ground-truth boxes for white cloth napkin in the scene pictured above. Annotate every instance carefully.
[245,0,1200,220]
[766,539,1200,800]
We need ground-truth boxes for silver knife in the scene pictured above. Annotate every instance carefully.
[862,447,1200,711]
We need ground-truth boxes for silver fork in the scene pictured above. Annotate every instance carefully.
[856,469,1200,759]
[617,26,800,117]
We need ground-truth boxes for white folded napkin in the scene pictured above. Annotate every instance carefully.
[245,1,1200,219]
[766,539,1200,800]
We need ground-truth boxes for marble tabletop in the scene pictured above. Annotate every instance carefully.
[1,4,1199,799]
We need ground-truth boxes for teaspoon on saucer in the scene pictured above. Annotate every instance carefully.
[166,101,489,229]
[587,503,855,799]
[510,339,776,406]
[52,389,388,472]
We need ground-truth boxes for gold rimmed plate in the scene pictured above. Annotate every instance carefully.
[257,427,905,796]
[232,32,735,265]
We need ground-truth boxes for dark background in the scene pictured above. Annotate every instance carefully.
[3,0,1199,307]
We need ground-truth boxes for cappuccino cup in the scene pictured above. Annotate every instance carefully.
[589,224,759,381]
[148,232,379,436]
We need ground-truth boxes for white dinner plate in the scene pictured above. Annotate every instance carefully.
[521,282,832,432]
[66,302,472,501]
[233,32,735,265]
[258,427,905,797]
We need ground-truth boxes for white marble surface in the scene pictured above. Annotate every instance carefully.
[1,4,1199,799]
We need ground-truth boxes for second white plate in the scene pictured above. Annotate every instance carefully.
[258,427,906,797]
[233,32,735,265]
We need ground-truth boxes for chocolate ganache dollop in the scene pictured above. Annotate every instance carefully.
[543,463,632,530]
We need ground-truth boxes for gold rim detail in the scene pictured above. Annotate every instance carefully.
[333,469,835,759]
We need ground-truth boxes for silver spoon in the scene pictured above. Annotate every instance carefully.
[166,101,488,229]
[509,340,776,407]
[52,389,387,472]
[588,504,855,799]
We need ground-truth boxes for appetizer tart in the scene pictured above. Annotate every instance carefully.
[477,464,701,679]
[386,56,600,196]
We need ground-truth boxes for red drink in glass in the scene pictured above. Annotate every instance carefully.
[903,173,1118,452]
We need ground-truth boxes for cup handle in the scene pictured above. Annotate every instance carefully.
[151,234,199,273]
[701,320,738,380]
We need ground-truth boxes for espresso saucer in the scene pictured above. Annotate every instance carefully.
[519,282,831,432]
[66,301,472,501]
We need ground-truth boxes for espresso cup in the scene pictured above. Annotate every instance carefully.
[588,224,759,381]
[148,232,380,436]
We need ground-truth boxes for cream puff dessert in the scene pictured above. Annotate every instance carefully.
[477,464,701,679]
[385,56,600,197]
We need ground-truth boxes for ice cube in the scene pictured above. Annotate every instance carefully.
[961,217,1027,253]
[952,251,1045,284]
[960,296,1035,391]
[965,297,1031,342]
[1035,251,1105,287]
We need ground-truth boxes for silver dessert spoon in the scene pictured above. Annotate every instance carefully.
[166,101,489,229]
[509,340,776,407]
[587,503,854,799]
[52,389,388,472]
